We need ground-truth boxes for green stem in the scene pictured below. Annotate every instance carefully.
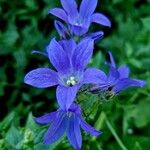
[105,116,128,150]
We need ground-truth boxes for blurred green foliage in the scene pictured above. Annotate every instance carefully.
[0,0,150,149]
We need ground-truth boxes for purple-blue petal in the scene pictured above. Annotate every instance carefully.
[24,68,58,88]
[113,78,146,93]
[71,25,89,36]
[68,103,82,115]
[59,39,76,58]
[72,39,94,71]
[56,85,80,110]
[85,31,104,41]
[35,112,58,124]
[47,38,71,74]
[92,13,111,27]
[118,65,130,79]
[54,20,69,39]
[82,68,107,84]
[80,116,102,136]
[43,112,67,145]
[60,0,78,19]
[108,51,116,68]
[49,8,68,22]
[79,0,98,18]
[108,67,120,83]
[67,115,82,150]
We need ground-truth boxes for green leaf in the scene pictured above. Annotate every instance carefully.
[5,125,22,149]
[141,17,150,31]
[0,112,15,131]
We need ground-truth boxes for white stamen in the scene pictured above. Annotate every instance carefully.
[66,80,71,85]
[66,76,77,86]
[70,80,76,86]
[70,76,75,81]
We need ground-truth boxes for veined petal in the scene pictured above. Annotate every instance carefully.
[44,112,67,145]
[92,13,111,27]
[35,112,58,124]
[56,85,80,110]
[67,115,82,150]
[47,38,71,73]
[71,25,89,36]
[118,65,130,79]
[69,103,82,115]
[59,39,76,58]
[80,116,102,136]
[60,0,78,18]
[108,66,120,83]
[108,51,116,68]
[85,31,104,41]
[54,20,69,39]
[83,68,107,84]
[72,39,94,71]
[113,78,146,93]
[80,0,98,18]
[49,8,68,22]
[24,68,58,88]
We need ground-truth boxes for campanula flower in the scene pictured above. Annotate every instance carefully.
[49,0,111,36]
[24,38,105,110]
[90,52,146,94]
[55,20,104,41]
[35,103,102,150]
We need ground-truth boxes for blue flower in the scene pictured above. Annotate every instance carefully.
[24,38,105,110]
[90,52,146,94]
[54,20,104,41]
[35,103,102,150]
[49,0,111,36]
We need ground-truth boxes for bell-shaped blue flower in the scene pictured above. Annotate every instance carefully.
[90,52,146,94]
[35,103,102,150]
[24,38,105,110]
[49,0,111,36]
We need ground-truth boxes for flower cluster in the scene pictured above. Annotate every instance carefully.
[24,0,146,149]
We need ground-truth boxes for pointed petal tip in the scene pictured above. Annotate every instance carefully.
[92,130,103,136]
[139,80,147,87]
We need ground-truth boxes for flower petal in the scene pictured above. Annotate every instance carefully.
[59,39,76,58]
[44,112,67,145]
[85,31,104,41]
[54,20,69,39]
[92,13,111,27]
[83,68,107,84]
[80,116,102,136]
[118,65,130,79]
[71,25,89,36]
[72,39,94,71]
[35,112,58,124]
[60,0,78,19]
[56,85,80,110]
[113,78,146,93]
[47,38,71,73]
[67,115,82,150]
[108,67,119,83]
[108,51,116,68]
[79,0,98,18]
[48,8,68,22]
[24,68,58,88]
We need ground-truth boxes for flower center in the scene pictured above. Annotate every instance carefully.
[66,76,77,86]
[66,112,72,118]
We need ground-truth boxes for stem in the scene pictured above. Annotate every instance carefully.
[105,117,128,150]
